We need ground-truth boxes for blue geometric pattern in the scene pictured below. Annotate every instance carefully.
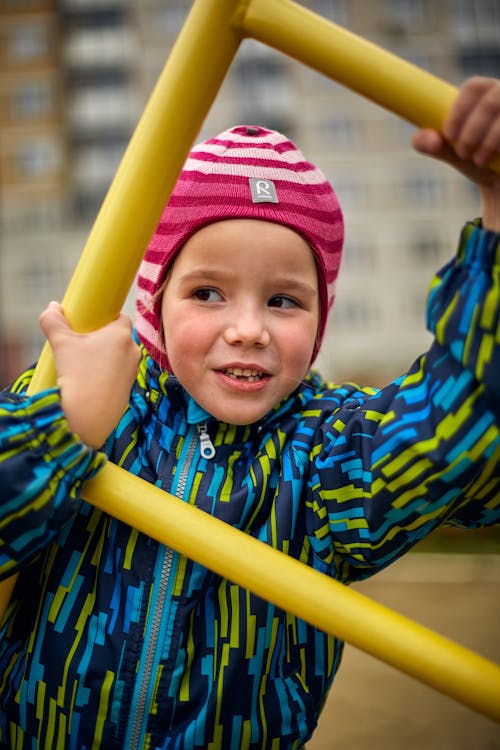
[0,220,499,748]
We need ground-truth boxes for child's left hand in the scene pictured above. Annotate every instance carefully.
[39,301,141,449]
[412,76,500,231]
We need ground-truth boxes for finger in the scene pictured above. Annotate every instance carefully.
[456,86,500,162]
[412,128,495,185]
[445,78,500,163]
[41,300,63,315]
[468,117,500,167]
[39,302,71,340]
[412,128,445,157]
[412,129,464,167]
[444,76,493,142]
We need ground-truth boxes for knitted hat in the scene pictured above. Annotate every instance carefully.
[136,125,344,367]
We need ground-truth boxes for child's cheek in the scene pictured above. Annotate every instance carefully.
[166,308,213,361]
[285,320,316,370]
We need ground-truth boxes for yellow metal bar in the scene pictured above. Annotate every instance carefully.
[238,0,500,170]
[1,0,241,602]
[2,0,499,724]
[28,0,242,394]
[85,463,500,722]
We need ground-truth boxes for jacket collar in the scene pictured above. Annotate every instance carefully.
[138,343,324,431]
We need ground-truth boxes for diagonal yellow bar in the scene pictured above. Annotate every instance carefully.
[3,0,500,723]
[237,0,500,170]
[240,0,457,129]
[28,0,242,393]
[85,464,500,722]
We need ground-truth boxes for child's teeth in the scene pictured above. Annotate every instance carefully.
[226,367,262,380]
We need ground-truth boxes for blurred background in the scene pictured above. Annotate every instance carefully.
[0,1,499,746]
[2,0,500,385]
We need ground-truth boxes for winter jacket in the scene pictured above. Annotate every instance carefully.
[0,220,499,749]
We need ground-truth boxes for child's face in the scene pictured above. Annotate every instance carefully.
[161,219,320,425]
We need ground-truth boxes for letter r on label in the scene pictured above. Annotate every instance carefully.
[249,177,279,203]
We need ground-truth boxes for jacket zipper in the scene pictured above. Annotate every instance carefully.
[127,424,205,749]
[197,422,216,459]
[127,548,174,750]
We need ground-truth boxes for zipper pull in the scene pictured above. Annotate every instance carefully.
[197,423,216,459]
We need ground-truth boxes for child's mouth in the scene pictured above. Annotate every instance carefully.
[222,367,265,383]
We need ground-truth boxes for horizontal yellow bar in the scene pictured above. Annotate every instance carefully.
[86,462,500,723]
[239,0,500,171]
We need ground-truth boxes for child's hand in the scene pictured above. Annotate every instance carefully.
[39,301,141,449]
[412,76,500,230]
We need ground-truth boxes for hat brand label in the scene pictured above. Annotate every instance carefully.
[249,178,279,204]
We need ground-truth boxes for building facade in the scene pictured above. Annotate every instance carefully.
[1,0,499,386]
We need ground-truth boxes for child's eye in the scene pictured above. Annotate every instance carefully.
[268,295,299,309]
[193,288,223,303]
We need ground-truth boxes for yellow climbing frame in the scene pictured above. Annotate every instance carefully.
[4,0,500,722]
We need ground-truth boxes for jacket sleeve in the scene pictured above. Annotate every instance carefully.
[307,220,500,583]
[0,375,106,578]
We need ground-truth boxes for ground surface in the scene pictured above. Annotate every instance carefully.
[308,554,500,750]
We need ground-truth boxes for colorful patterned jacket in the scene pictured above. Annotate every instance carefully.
[0,220,499,749]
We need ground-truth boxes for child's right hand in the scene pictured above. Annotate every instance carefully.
[39,301,141,449]
[412,76,500,230]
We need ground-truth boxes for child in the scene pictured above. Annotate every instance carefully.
[0,76,499,749]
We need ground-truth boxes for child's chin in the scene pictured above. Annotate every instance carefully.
[211,405,268,426]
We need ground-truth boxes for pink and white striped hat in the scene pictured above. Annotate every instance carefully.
[136,125,344,367]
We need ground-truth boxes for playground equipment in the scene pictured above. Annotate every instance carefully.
[3,0,500,723]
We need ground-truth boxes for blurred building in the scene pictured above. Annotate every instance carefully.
[0,0,499,386]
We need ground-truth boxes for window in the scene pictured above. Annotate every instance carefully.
[458,49,500,76]
[453,0,500,74]
[68,86,136,130]
[318,117,363,150]
[60,0,129,26]
[12,80,55,119]
[73,141,126,188]
[234,50,295,120]
[72,190,103,222]
[20,258,55,296]
[342,240,375,271]
[411,234,444,264]
[453,0,500,44]
[0,196,65,233]
[13,137,62,180]
[235,54,288,90]
[401,175,445,207]
[150,3,188,37]
[3,0,45,8]
[330,178,369,209]
[63,27,136,67]
[7,21,51,62]
[331,297,375,329]
[382,0,429,32]
[300,0,349,27]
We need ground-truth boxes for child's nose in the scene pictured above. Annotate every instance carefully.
[223,309,271,348]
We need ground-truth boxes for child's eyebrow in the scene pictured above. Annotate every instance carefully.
[177,267,230,282]
[179,268,317,296]
[269,278,318,297]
